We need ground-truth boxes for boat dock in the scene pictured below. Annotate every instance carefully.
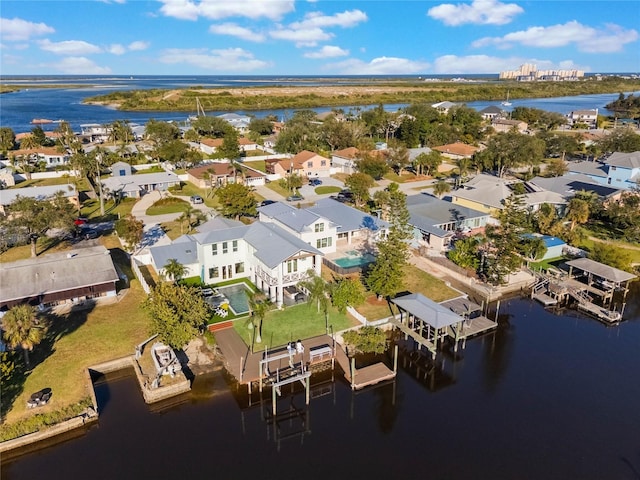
[530,258,635,325]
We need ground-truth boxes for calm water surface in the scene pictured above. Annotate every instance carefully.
[3,284,640,480]
[1,75,637,134]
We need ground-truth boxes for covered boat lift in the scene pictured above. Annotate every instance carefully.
[566,258,636,306]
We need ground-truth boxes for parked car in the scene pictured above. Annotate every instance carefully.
[286,194,304,202]
[74,217,88,226]
[190,195,204,204]
[259,200,276,207]
[308,178,323,186]
[80,228,99,239]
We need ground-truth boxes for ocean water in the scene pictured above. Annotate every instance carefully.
[1,75,636,134]
[3,284,640,480]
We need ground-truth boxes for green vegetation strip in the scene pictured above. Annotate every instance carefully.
[1,281,152,427]
[314,186,341,195]
[84,78,640,112]
[146,197,190,215]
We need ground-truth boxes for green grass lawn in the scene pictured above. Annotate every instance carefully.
[133,166,165,174]
[578,237,640,264]
[315,186,341,195]
[2,281,152,426]
[80,197,136,221]
[0,236,74,263]
[383,171,418,183]
[234,302,358,351]
[265,181,291,199]
[146,197,190,215]
[243,160,266,172]
[170,182,221,209]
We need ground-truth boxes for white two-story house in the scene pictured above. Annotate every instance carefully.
[149,217,322,307]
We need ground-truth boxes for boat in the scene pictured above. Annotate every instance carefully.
[501,91,512,107]
[151,342,181,376]
[31,118,54,124]
[188,97,206,122]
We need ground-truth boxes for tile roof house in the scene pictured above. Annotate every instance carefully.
[8,147,71,168]
[491,118,528,133]
[0,245,119,310]
[432,142,479,160]
[331,147,360,174]
[289,150,331,177]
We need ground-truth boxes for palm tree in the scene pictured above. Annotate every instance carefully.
[163,258,186,282]
[566,198,590,231]
[298,270,331,333]
[433,180,451,198]
[2,305,46,367]
[248,292,272,345]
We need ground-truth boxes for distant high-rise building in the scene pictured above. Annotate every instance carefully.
[499,64,584,81]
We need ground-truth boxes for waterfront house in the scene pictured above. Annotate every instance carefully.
[0,184,79,215]
[431,101,457,114]
[479,106,503,121]
[406,193,490,251]
[0,245,119,311]
[567,109,598,128]
[217,113,252,133]
[149,221,322,307]
[80,124,111,143]
[289,150,331,178]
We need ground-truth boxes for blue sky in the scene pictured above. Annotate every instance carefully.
[1,0,639,75]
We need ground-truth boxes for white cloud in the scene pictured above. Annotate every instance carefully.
[108,44,126,55]
[304,45,349,59]
[326,56,430,75]
[0,17,55,42]
[291,10,367,29]
[52,57,112,74]
[428,0,523,26]
[158,0,294,21]
[270,9,366,47]
[38,39,102,55]
[209,23,265,42]
[128,41,150,51]
[473,21,638,53]
[270,27,332,47]
[159,47,269,71]
[432,54,590,73]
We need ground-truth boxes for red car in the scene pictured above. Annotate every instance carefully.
[74,217,88,226]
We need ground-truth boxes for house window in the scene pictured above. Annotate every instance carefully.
[212,244,218,255]
[611,166,616,171]
[321,160,326,166]
[316,237,333,248]
[223,242,228,254]
[607,178,612,184]
[315,223,324,233]
[235,262,245,274]
[232,240,238,252]
[307,161,313,168]
[209,267,219,279]
[287,259,298,273]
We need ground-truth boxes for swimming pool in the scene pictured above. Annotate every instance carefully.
[216,283,251,315]
[333,253,376,268]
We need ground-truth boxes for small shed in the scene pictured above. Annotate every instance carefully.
[112,161,132,177]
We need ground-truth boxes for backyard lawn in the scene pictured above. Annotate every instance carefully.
[243,160,266,172]
[10,177,91,191]
[80,197,136,221]
[315,186,341,195]
[1,280,152,425]
[234,302,358,351]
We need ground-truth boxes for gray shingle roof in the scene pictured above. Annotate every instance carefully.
[392,293,464,328]
[529,175,621,199]
[566,258,636,283]
[0,185,77,206]
[605,151,640,169]
[407,193,488,231]
[192,225,249,245]
[0,246,118,304]
[258,202,321,233]
[567,161,608,178]
[307,198,389,233]
[243,222,322,268]
[149,240,199,270]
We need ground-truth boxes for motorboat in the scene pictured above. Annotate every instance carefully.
[151,342,181,376]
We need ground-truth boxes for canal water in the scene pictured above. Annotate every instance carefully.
[3,282,639,480]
